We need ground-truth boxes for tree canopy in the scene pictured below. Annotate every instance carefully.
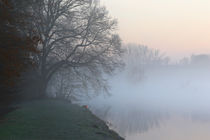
[0,0,39,107]
[30,0,123,99]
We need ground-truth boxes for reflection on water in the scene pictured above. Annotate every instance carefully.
[90,105,210,140]
[87,66,210,140]
[91,106,169,137]
[127,116,210,140]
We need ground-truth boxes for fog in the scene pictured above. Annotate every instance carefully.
[3,1,210,140]
[85,46,210,140]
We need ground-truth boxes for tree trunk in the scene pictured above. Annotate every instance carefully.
[37,75,48,99]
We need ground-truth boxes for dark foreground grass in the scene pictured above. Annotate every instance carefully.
[0,99,124,140]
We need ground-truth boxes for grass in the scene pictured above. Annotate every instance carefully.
[0,99,124,140]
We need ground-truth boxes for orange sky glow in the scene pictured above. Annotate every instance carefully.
[101,0,210,60]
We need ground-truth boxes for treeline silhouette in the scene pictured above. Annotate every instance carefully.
[0,0,123,117]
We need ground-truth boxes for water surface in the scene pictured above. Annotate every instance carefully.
[88,66,210,140]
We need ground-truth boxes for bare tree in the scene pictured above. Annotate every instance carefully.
[30,0,123,97]
[123,44,169,82]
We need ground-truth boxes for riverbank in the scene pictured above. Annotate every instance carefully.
[0,99,124,140]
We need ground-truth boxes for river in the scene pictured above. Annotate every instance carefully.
[88,66,210,140]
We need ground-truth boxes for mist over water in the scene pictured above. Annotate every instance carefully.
[87,63,210,140]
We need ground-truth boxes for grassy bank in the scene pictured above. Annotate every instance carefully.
[0,99,124,140]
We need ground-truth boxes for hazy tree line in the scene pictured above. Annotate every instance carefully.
[179,54,210,66]
[123,44,170,82]
[0,0,123,112]
[122,44,210,83]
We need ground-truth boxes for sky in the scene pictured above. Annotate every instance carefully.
[101,0,210,61]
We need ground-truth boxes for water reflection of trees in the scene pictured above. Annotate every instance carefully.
[90,103,210,138]
[91,106,170,136]
[190,112,210,122]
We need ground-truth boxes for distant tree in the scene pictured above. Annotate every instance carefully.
[30,0,123,99]
[0,0,39,107]
[179,57,189,65]
[123,44,169,82]
[190,54,210,66]
[124,44,169,66]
